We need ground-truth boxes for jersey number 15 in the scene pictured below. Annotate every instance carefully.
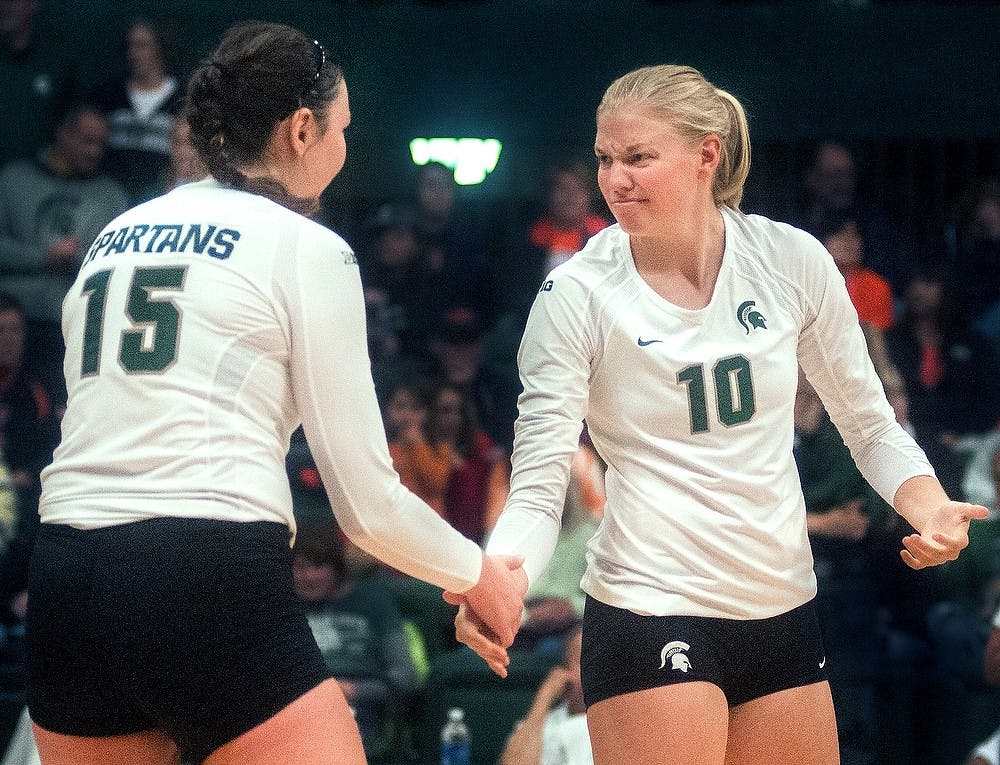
[79,266,187,376]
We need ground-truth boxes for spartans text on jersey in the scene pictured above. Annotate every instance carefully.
[83,223,241,265]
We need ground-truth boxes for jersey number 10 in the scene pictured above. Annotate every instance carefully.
[79,266,187,376]
[677,355,756,433]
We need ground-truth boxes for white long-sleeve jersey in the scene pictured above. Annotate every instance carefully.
[40,180,482,594]
[487,208,932,619]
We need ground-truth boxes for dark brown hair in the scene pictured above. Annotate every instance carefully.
[185,21,344,216]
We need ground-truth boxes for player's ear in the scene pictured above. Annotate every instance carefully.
[285,107,320,158]
[698,134,722,177]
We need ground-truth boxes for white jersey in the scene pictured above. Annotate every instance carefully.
[40,179,482,594]
[487,208,932,619]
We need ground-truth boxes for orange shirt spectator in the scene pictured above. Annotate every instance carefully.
[382,379,451,513]
[819,212,895,331]
[529,161,610,273]
[846,268,894,331]
[529,214,609,265]
[389,439,451,514]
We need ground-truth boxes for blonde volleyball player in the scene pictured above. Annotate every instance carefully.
[450,65,986,765]
[26,21,525,765]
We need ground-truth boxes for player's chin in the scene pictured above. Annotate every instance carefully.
[612,212,646,234]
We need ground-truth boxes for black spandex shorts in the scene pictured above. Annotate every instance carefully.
[580,595,827,708]
[26,518,332,763]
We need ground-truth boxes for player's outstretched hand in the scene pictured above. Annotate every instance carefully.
[900,500,988,570]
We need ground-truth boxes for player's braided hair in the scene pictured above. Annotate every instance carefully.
[185,21,343,217]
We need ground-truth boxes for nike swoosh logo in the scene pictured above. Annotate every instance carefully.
[819,656,826,668]
[637,337,663,347]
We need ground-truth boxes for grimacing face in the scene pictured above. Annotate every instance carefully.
[594,106,711,238]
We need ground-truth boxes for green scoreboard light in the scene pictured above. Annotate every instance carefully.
[409,138,502,185]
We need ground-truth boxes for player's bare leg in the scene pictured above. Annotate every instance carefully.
[204,678,365,765]
[33,724,180,765]
[587,681,729,765]
[725,681,839,765]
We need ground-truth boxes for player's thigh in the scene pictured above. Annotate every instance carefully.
[587,681,729,765]
[204,679,364,765]
[33,723,180,765]
[725,680,839,765]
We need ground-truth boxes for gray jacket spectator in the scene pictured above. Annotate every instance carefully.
[0,103,127,400]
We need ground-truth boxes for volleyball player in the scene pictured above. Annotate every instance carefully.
[26,21,524,765]
[452,65,986,765]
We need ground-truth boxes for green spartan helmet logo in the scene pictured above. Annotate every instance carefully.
[737,300,767,334]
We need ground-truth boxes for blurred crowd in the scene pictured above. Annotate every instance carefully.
[1,1,999,764]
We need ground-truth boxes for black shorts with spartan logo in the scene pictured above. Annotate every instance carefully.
[580,595,828,708]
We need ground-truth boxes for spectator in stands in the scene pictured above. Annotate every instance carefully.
[927,441,1000,688]
[798,141,910,297]
[292,524,419,760]
[885,265,1000,498]
[0,103,128,404]
[358,203,436,361]
[881,325,1000,764]
[427,305,520,455]
[0,467,13,561]
[0,292,59,483]
[0,0,76,165]
[530,160,611,276]
[0,293,58,666]
[817,211,894,333]
[961,602,1000,765]
[425,380,508,545]
[412,160,493,321]
[814,210,908,421]
[413,162,457,263]
[496,160,610,320]
[88,18,183,204]
[364,284,425,404]
[499,625,592,765]
[794,370,882,765]
[384,377,450,514]
[943,178,1000,352]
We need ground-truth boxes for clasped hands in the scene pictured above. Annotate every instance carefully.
[443,553,528,678]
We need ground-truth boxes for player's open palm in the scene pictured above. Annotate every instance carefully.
[900,500,989,569]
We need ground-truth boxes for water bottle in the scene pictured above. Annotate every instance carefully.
[440,706,471,765]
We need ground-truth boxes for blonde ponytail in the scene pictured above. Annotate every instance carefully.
[713,88,751,210]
